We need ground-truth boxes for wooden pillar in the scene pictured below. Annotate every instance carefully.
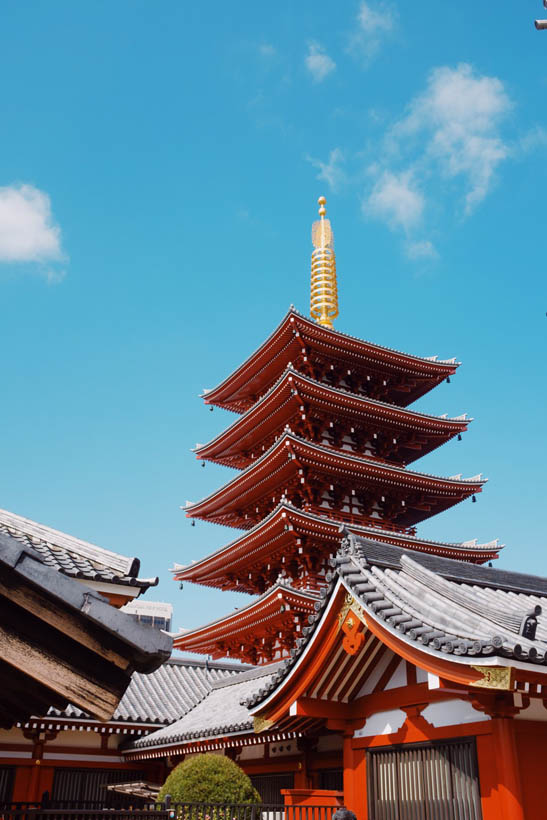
[342,732,357,815]
[12,766,33,802]
[28,760,43,802]
[492,718,525,820]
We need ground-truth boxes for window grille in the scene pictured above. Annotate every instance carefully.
[367,738,482,820]
[51,768,146,806]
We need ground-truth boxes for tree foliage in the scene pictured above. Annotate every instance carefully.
[158,754,261,805]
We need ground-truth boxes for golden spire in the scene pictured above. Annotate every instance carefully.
[310,196,338,329]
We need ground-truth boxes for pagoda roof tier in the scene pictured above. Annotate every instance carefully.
[185,432,486,531]
[202,308,459,413]
[173,503,502,594]
[172,583,319,665]
[195,367,470,469]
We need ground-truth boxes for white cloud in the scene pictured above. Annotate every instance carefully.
[364,170,424,232]
[391,64,512,213]
[405,239,438,260]
[305,42,336,83]
[307,148,346,192]
[258,43,276,58]
[348,1,396,62]
[518,125,547,154]
[0,184,65,275]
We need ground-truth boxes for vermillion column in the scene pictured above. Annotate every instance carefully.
[492,717,525,820]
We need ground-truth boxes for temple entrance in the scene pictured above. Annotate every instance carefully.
[366,738,482,819]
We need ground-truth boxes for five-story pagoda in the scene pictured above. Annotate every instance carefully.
[173,197,499,665]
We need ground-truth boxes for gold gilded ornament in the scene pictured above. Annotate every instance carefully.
[253,716,274,734]
[311,196,339,329]
[471,666,512,690]
[338,592,366,629]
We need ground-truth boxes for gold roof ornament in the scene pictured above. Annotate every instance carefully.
[310,196,339,329]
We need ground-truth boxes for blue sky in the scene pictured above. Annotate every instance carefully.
[1,1,546,638]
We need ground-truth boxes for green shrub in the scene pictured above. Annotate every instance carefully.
[158,754,261,805]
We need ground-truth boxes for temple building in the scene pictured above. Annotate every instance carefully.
[142,197,547,820]
[173,197,495,665]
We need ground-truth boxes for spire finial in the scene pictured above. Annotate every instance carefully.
[310,196,338,329]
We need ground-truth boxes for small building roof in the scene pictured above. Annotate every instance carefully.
[129,664,279,752]
[0,531,171,727]
[44,656,248,725]
[0,507,157,592]
[247,534,547,715]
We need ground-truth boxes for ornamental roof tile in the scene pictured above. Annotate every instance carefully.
[0,507,157,591]
[130,664,281,749]
[246,535,547,708]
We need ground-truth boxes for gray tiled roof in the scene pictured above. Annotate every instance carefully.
[131,664,281,748]
[1,532,171,727]
[48,657,247,725]
[247,534,547,708]
[0,507,157,590]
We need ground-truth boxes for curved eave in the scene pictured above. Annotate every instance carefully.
[249,573,547,726]
[173,504,501,590]
[196,368,470,468]
[172,584,318,653]
[203,309,459,412]
[185,433,486,527]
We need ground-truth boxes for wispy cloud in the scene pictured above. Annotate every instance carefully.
[307,148,346,192]
[259,43,276,57]
[305,42,336,83]
[0,184,66,280]
[517,125,547,154]
[390,63,512,213]
[348,1,396,63]
[405,239,438,261]
[364,170,424,232]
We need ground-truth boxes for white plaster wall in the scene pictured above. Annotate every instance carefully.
[353,709,407,738]
[515,698,547,722]
[385,660,407,690]
[421,699,490,728]
[416,666,428,683]
[47,730,102,748]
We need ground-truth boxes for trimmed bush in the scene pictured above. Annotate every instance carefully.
[158,754,261,805]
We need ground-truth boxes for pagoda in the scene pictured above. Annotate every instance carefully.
[173,196,498,665]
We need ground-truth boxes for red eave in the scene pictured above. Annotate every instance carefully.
[195,367,470,469]
[185,433,486,530]
[202,309,459,413]
[172,584,318,658]
[173,504,501,592]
